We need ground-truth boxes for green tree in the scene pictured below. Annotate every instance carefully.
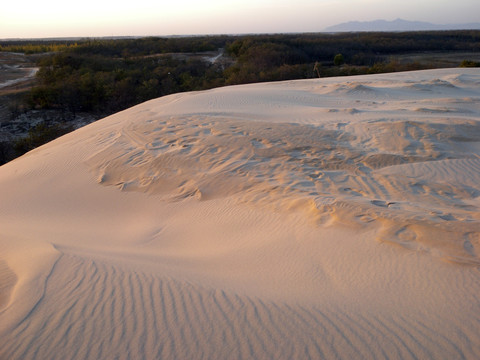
[14,122,74,156]
[460,60,480,67]
[334,53,345,66]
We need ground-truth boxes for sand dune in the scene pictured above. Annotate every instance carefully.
[1,68,479,359]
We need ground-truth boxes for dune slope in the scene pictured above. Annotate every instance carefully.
[1,68,480,359]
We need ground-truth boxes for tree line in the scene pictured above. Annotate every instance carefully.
[1,31,479,164]
[18,31,480,114]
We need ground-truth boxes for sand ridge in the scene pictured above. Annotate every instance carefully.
[1,68,480,359]
[86,69,480,265]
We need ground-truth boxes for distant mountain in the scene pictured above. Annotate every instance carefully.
[324,19,480,32]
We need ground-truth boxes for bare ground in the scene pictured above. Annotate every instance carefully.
[0,52,98,151]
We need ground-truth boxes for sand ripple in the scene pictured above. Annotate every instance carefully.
[1,251,479,360]
[0,260,17,310]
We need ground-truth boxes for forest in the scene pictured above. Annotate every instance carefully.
[1,30,479,164]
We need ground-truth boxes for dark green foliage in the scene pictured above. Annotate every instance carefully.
[333,54,344,66]
[9,31,479,118]
[5,32,479,113]
[66,36,228,57]
[0,141,16,165]
[14,122,74,156]
[225,31,480,64]
[223,31,480,84]
[0,41,77,54]
[2,31,478,165]
[460,59,480,67]
[27,49,224,114]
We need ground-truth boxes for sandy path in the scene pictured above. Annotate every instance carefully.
[0,52,38,90]
[0,67,38,89]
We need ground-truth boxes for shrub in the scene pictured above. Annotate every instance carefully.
[14,122,74,156]
[334,53,345,66]
[460,60,480,67]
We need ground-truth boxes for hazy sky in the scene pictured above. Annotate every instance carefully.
[2,0,479,38]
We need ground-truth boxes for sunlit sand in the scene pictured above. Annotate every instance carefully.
[1,68,479,359]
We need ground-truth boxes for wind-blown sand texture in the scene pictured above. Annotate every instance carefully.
[1,68,479,359]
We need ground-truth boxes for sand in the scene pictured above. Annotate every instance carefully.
[0,68,479,359]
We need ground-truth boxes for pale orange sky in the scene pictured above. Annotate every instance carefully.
[1,0,479,38]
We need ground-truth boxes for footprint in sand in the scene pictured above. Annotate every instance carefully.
[463,233,479,257]
[371,199,396,208]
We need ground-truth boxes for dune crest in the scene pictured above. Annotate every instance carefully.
[87,70,480,264]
